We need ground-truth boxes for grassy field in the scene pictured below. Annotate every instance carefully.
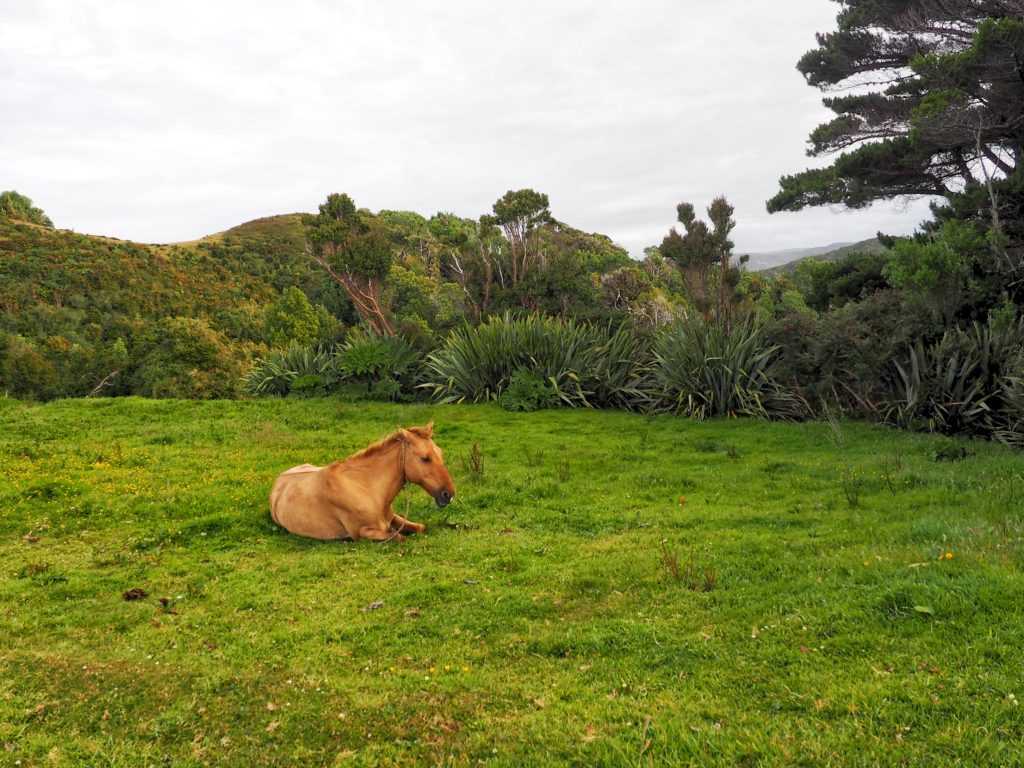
[1,397,1023,766]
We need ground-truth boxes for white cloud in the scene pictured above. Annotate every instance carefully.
[1,0,936,254]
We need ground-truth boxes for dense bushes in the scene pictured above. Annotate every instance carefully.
[0,335,60,400]
[652,316,796,419]
[887,313,1024,445]
[765,290,929,413]
[131,318,248,399]
[241,306,1024,445]
[251,313,797,420]
[422,313,651,410]
[243,330,420,401]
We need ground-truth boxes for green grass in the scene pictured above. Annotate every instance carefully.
[1,397,1023,766]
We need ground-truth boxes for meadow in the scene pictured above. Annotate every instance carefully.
[1,397,1022,766]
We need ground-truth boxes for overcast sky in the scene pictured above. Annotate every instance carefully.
[2,0,936,256]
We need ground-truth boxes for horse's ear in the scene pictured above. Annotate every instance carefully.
[397,427,414,442]
[425,420,434,436]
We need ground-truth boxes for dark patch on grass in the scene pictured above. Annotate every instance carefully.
[19,478,81,501]
[17,561,68,585]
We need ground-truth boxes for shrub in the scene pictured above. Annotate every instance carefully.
[651,315,795,419]
[762,307,820,404]
[0,190,53,227]
[243,329,423,401]
[242,344,335,397]
[587,322,654,410]
[808,290,926,415]
[423,313,650,410]
[334,329,421,401]
[131,317,245,399]
[0,335,60,400]
[264,287,319,348]
[500,368,558,412]
[887,314,1024,445]
[424,313,589,405]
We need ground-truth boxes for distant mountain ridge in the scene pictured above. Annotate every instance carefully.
[744,237,887,273]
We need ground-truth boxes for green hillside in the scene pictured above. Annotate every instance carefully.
[193,212,307,249]
[0,212,342,400]
[0,196,636,401]
[761,237,888,275]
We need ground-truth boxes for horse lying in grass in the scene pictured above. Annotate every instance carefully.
[269,422,455,542]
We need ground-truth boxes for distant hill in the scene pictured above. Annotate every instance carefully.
[745,237,888,274]
[0,204,634,400]
[189,213,307,251]
[0,212,345,399]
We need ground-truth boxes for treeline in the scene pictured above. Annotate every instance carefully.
[3,181,1023,443]
[3,1,1022,445]
[0,188,662,400]
[242,182,1022,449]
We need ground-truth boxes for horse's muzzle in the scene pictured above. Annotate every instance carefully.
[434,489,453,508]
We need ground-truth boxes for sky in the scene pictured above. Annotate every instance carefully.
[1,0,938,257]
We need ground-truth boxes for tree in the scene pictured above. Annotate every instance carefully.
[770,2,1022,209]
[883,219,1003,325]
[659,196,741,322]
[768,2,1023,236]
[0,191,53,227]
[385,264,463,344]
[516,223,631,320]
[431,213,504,322]
[264,286,319,348]
[795,251,891,312]
[303,193,395,337]
[487,189,552,287]
[600,265,678,328]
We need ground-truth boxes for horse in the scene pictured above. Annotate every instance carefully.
[269,421,455,542]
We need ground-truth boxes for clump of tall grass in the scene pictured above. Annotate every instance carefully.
[422,313,652,410]
[886,314,1024,446]
[242,344,335,396]
[650,315,796,419]
[242,330,422,400]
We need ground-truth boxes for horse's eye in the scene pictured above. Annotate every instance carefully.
[421,456,431,463]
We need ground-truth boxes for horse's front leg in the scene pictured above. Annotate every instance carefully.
[388,506,427,535]
[356,522,405,543]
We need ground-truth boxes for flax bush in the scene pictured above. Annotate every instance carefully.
[422,313,650,410]
[242,330,422,400]
[650,315,796,419]
[887,314,1024,445]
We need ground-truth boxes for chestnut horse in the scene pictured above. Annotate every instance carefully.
[269,422,454,542]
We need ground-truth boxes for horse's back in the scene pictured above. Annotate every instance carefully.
[279,463,321,476]
[269,464,321,521]
[270,464,350,540]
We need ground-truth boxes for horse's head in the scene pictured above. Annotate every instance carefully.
[399,421,456,507]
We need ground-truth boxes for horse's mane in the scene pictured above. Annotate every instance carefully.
[344,427,431,463]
